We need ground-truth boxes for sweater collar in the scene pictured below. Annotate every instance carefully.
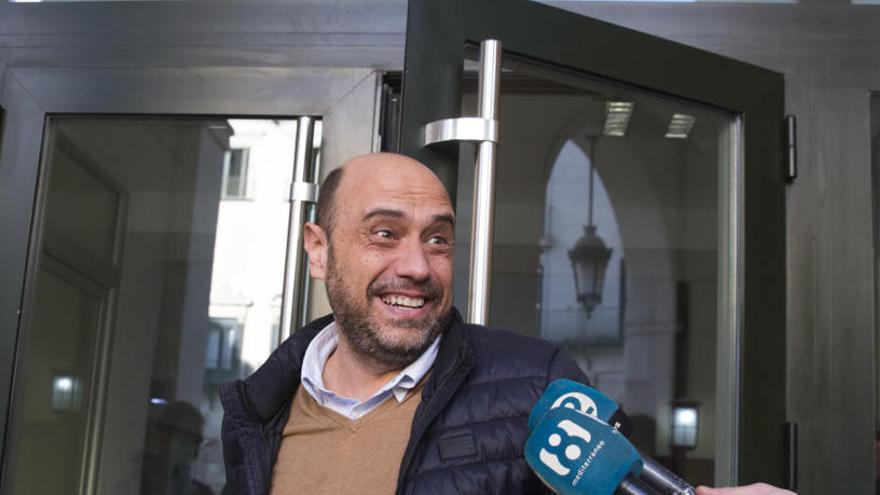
[243,313,332,424]
[241,308,473,425]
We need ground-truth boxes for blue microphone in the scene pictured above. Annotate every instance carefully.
[529,380,696,495]
[525,407,656,495]
[528,379,633,436]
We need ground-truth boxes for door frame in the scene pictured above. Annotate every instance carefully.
[0,3,388,485]
[398,0,786,485]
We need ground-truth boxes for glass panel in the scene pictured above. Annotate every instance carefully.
[9,262,103,494]
[44,142,120,263]
[8,116,305,494]
[456,55,735,485]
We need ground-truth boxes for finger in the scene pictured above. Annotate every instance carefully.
[695,483,796,495]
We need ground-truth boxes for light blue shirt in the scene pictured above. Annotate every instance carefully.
[300,321,440,420]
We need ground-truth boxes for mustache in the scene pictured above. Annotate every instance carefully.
[367,277,443,300]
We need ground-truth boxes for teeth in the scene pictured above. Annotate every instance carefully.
[381,295,425,308]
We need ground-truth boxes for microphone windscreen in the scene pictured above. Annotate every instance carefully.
[525,407,643,495]
[528,379,625,433]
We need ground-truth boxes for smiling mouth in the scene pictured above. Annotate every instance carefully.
[380,294,426,309]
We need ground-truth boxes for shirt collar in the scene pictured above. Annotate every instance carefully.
[300,321,440,416]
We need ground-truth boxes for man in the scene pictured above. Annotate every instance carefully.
[221,152,795,495]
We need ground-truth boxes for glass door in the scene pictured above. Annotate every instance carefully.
[399,0,786,487]
[7,116,312,495]
[0,57,381,493]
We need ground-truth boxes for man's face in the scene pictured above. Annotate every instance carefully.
[307,155,455,369]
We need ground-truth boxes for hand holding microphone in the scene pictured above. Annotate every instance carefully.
[526,380,797,495]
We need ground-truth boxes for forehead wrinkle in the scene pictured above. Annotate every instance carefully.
[357,187,453,221]
[338,156,454,226]
[360,204,454,225]
[362,208,406,222]
[374,184,449,203]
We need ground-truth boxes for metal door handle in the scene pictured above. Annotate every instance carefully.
[421,39,502,325]
[422,117,498,145]
[280,116,318,343]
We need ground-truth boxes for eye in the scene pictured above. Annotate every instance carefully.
[427,234,449,245]
[374,229,395,240]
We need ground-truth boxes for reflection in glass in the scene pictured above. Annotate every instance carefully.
[222,148,250,199]
[10,261,104,495]
[52,374,85,411]
[457,56,731,485]
[542,141,624,344]
[671,403,700,449]
[44,141,120,262]
[8,117,310,494]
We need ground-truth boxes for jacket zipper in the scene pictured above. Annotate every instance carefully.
[394,347,475,494]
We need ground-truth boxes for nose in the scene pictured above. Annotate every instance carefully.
[394,237,431,282]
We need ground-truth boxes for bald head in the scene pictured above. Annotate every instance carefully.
[303,152,456,371]
[316,152,452,236]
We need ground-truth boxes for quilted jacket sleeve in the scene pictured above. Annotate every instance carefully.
[219,380,259,495]
[519,348,592,495]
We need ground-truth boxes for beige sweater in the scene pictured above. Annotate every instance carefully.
[269,381,425,494]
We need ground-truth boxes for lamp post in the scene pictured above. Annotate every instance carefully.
[568,139,612,318]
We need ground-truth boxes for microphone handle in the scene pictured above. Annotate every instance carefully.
[616,474,663,495]
[638,457,696,495]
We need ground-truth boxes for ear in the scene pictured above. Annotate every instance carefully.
[303,222,329,280]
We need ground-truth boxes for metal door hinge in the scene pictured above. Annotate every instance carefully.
[785,115,797,182]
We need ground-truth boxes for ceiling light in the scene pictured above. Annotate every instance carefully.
[665,113,696,139]
[603,101,634,137]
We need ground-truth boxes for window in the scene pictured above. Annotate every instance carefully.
[204,318,242,372]
[222,148,250,199]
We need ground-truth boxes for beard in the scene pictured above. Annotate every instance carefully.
[325,243,452,371]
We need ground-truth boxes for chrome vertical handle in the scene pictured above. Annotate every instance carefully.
[420,39,502,326]
[279,116,318,343]
[468,39,502,325]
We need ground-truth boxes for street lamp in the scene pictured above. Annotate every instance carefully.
[569,225,612,317]
[568,139,612,318]
[670,401,700,449]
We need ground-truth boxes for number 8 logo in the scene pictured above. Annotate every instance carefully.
[538,419,592,476]
[551,391,599,419]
